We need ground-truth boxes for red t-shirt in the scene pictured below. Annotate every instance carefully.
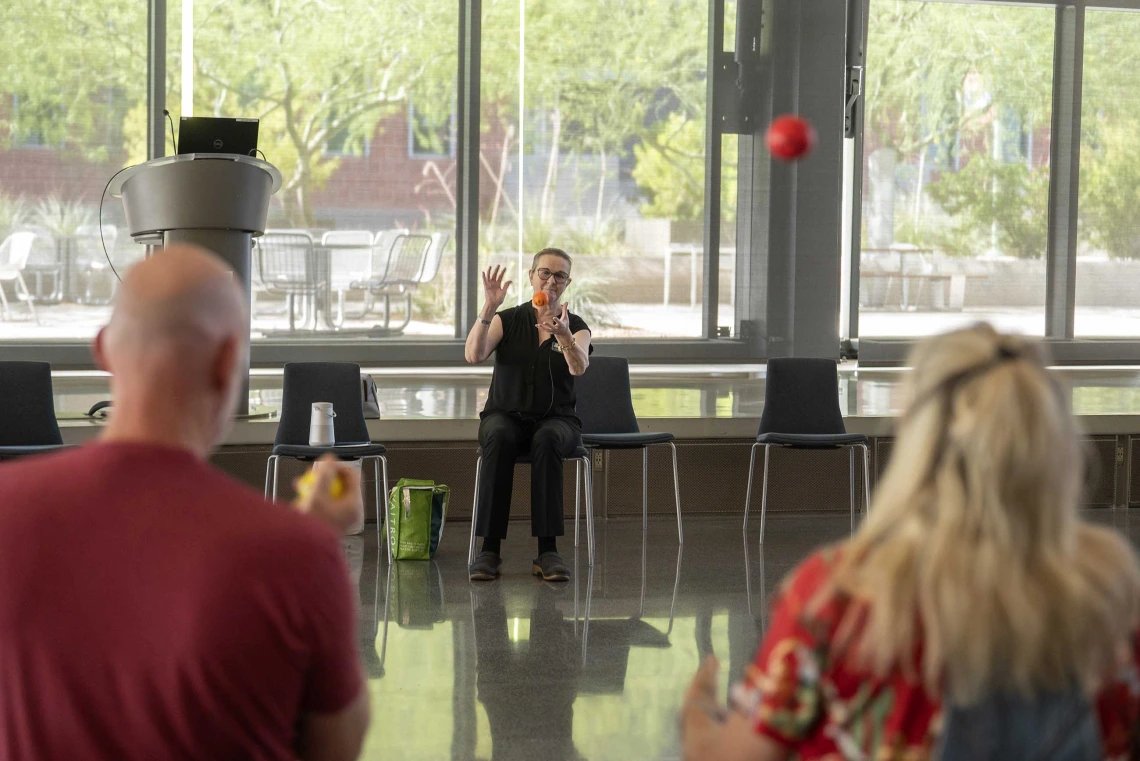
[0,442,363,761]
[732,548,1140,758]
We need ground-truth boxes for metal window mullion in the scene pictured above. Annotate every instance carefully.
[702,0,725,339]
[1044,4,1083,339]
[147,0,167,160]
[844,0,869,343]
[455,0,482,338]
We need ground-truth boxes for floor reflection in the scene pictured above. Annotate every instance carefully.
[358,516,821,761]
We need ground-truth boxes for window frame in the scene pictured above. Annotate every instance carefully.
[849,0,1140,366]
[1,0,772,368]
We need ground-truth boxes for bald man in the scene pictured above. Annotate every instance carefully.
[0,246,370,761]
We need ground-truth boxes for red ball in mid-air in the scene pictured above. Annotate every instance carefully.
[532,291,548,307]
[766,115,817,161]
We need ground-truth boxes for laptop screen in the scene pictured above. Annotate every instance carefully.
[177,117,259,157]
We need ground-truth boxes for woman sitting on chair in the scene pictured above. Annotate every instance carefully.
[681,323,1140,760]
[464,247,592,582]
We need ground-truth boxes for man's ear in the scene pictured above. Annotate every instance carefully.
[92,327,111,374]
[212,335,241,392]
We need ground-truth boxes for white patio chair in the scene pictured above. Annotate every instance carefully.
[0,232,40,323]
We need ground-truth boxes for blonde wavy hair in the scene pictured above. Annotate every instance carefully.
[829,323,1140,704]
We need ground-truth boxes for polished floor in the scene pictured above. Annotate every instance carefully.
[344,510,1140,760]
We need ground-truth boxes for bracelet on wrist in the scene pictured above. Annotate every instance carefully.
[477,317,492,326]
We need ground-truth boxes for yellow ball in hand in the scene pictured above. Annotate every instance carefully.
[296,469,346,500]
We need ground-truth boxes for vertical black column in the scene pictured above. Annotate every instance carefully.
[1045,5,1084,340]
[147,0,166,161]
[455,0,483,338]
[702,0,725,339]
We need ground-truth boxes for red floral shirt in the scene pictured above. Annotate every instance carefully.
[731,549,1140,760]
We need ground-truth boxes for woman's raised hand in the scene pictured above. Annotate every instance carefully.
[482,265,512,311]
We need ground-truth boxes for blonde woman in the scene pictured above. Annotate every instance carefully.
[682,324,1140,760]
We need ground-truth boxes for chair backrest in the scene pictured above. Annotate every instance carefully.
[322,230,373,290]
[371,229,408,280]
[0,231,38,272]
[0,361,63,446]
[381,234,433,285]
[415,232,450,284]
[935,690,1102,761]
[275,362,371,446]
[575,356,640,435]
[322,230,373,247]
[258,230,316,292]
[758,357,847,436]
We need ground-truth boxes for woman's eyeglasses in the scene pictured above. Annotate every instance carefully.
[534,268,571,284]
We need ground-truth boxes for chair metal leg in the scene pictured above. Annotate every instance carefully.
[272,456,282,502]
[584,457,596,566]
[667,442,683,545]
[849,446,856,535]
[574,458,582,549]
[861,443,872,514]
[580,563,595,666]
[642,447,649,536]
[637,528,647,619]
[377,556,393,672]
[0,282,11,319]
[468,456,482,566]
[380,456,391,559]
[759,444,771,546]
[743,443,759,535]
[666,545,682,635]
[264,456,276,499]
[17,274,38,323]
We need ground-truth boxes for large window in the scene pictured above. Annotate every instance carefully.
[858,0,1055,338]
[166,0,458,342]
[1075,9,1140,337]
[478,0,710,339]
[0,0,147,342]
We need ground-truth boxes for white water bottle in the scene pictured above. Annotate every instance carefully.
[309,402,336,447]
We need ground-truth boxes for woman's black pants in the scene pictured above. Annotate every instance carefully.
[475,412,581,539]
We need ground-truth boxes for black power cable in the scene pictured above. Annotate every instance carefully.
[98,164,138,284]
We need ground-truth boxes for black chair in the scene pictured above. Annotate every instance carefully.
[467,446,597,566]
[0,361,65,458]
[744,358,870,544]
[264,362,390,552]
[575,356,683,548]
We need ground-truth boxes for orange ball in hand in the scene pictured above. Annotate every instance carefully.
[532,291,548,307]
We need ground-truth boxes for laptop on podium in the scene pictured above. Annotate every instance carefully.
[177,116,259,157]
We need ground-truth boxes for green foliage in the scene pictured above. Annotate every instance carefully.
[560,219,630,257]
[162,0,457,226]
[411,250,456,325]
[0,194,29,232]
[0,0,145,163]
[1080,119,1140,260]
[865,1,1054,157]
[34,197,94,236]
[633,114,703,221]
[563,271,617,328]
[926,156,1049,259]
[632,113,736,224]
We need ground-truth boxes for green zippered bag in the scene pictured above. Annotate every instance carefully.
[387,479,450,560]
